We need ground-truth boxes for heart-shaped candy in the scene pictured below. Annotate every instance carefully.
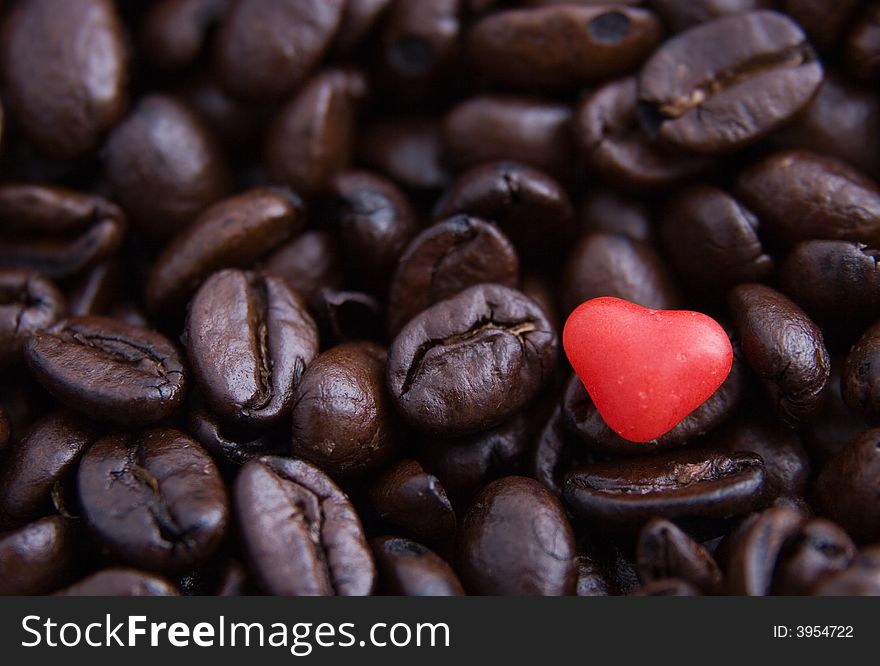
[562,297,733,443]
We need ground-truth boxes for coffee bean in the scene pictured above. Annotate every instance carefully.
[638,11,822,154]
[213,0,344,101]
[529,404,588,497]
[387,284,558,436]
[371,536,464,596]
[0,269,66,369]
[103,95,232,244]
[56,568,179,596]
[730,284,830,424]
[783,0,861,52]
[66,259,122,318]
[234,455,375,596]
[578,189,653,242]
[652,0,772,33]
[457,476,576,595]
[0,0,128,158]
[773,518,856,594]
[388,215,519,335]
[0,516,78,595]
[186,269,318,432]
[358,116,451,191]
[187,400,285,468]
[575,551,613,597]
[332,0,391,56]
[812,547,880,595]
[146,188,302,317]
[564,449,767,532]
[312,289,384,346]
[292,341,399,479]
[845,4,880,81]
[261,231,345,307]
[26,317,186,425]
[637,518,723,594]
[139,0,229,73]
[843,322,880,416]
[469,5,662,90]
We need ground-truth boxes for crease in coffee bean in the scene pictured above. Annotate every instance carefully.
[574,457,754,495]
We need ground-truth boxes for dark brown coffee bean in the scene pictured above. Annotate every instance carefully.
[773,518,856,595]
[234,455,376,596]
[26,317,187,426]
[327,171,419,295]
[652,0,772,33]
[312,289,384,346]
[78,428,228,573]
[736,150,880,245]
[261,230,345,307]
[726,506,808,595]
[660,186,773,300]
[457,476,576,595]
[0,516,78,595]
[292,341,399,479]
[442,95,574,181]
[388,284,558,436]
[783,0,861,52]
[843,322,880,416]
[813,427,880,543]
[0,409,98,529]
[368,459,456,548]
[146,188,302,317]
[575,78,712,190]
[0,269,66,369]
[845,4,880,81]
[103,95,231,244]
[187,400,285,468]
[432,161,575,266]
[812,547,880,595]
[575,551,613,597]
[388,215,519,335]
[56,568,180,596]
[139,0,229,72]
[562,232,682,315]
[529,404,589,497]
[578,189,653,242]
[564,449,767,532]
[213,0,345,101]
[266,69,368,196]
[469,5,662,90]
[370,536,464,596]
[637,518,723,594]
[65,259,121,318]
[332,0,391,56]
[186,269,318,432]
[0,0,128,159]
[730,284,830,424]
[638,11,822,154]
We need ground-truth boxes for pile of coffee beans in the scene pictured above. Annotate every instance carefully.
[1,0,880,596]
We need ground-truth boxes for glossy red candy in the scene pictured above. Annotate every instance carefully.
[563,297,733,443]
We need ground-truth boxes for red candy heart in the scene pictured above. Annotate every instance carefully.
[562,297,733,443]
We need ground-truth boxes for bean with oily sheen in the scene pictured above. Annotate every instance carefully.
[0,269,65,369]
[187,400,285,468]
[371,537,464,596]
[387,215,519,335]
[636,518,723,594]
[0,516,78,595]
[185,269,318,432]
[773,518,856,595]
[457,476,576,595]
[26,317,187,426]
[843,322,880,416]
[387,284,558,436]
[260,230,345,307]
[729,284,830,424]
[56,568,180,597]
[291,341,399,479]
[234,456,375,596]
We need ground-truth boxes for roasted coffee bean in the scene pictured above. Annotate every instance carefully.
[442,96,574,181]
[56,568,180,596]
[736,151,880,246]
[388,215,519,335]
[421,414,530,509]
[312,289,384,346]
[812,547,880,595]
[457,476,576,595]
[266,69,368,196]
[813,428,880,543]
[332,0,391,56]
[185,269,318,432]
[783,0,861,52]
[261,231,345,307]
[0,409,98,529]
[78,429,228,573]
[652,0,772,33]
[725,506,808,595]
[637,11,822,154]
[291,342,399,479]
[66,259,122,318]
[632,578,701,596]
[574,78,711,191]
[234,455,375,596]
[103,95,232,244]
[187,400,284,468]
[660,186,772,301]
[0,516,78,595]
[0,0,128,159]
[368,459,456,548]
[564,449,767,532]
[327,171,419,295]
[26,317,186,426]
[729,284,830,424]
[146,188,302,316]
[213,0,344,102]
[0,185,125,280]
[773,518,856,595]
[469,5,662,91]
[357,116,451,192]
[0,269,66,369]
[387,284,558,436]
[575,551,613,597]
[371,536,464,596]
[843,322,880,416]
[562,232,682,315]
[529,404,589,496]
[139,0,229,72]
[578,189,653,243]
[845,4,880,81]
[637,518,724,594]
[433,161,575,266]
